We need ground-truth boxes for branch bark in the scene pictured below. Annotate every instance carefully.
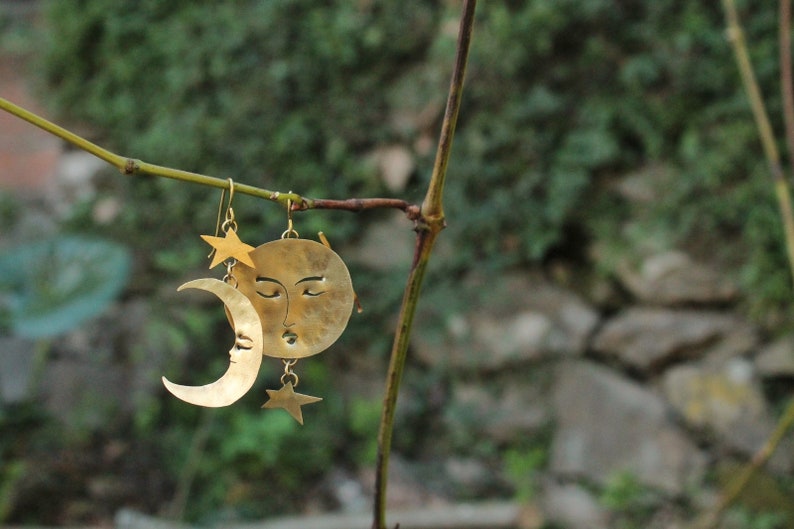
[371,2,477,529]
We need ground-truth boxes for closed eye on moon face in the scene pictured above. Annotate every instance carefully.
[235,333,254,350]
[255,277,283,298]
[296,276,326,296]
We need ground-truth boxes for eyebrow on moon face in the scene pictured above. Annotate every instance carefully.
[256,276,283,286]
[255,276,325,286]
[255,276,327,298]
[295,276,325,285]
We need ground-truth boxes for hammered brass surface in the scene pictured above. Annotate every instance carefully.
[235,238,354,359]
[162,278,263,407]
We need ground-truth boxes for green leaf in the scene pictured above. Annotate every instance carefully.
[0,236,131,338]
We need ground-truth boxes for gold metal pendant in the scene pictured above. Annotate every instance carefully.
[161,278,263,407]
[161,184,355,424]
[234,238,354,360]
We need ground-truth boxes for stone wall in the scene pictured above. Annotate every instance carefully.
[405,243,794,527]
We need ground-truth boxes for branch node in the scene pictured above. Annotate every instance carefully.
[122,158,137,175]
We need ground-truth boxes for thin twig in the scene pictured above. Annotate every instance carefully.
[371,2,476,529]
[302,197,421,220]
[422,0,477,219]
[781,0,794,180]
[691,2,794,528]
[0,96,421,220]
[723,0,794,284]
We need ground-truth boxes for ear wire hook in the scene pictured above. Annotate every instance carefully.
[221,178,237,233]
[281,192,300,239]
[209,178,237,260]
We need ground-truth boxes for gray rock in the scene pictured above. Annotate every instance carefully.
[415,273,599,370]
[755,335,794,377]
[444,376,550,444]
[541,481,610,529]
[370,144,415,192]
[616,250,737,306]
[47,150,106,218]
[615,164,674,204]
[593,308,757,373]
[444,457,495,497]
[662,359,792,472]
[351,212,414,271]
[550,361,705,494]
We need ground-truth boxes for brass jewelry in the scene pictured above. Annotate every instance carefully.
[162,180,262,407]
[161,189,355,424]
[235,198,354,422]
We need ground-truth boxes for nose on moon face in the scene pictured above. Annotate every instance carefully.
[282,331,298,345]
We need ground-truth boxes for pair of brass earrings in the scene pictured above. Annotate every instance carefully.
[161,182,355,424]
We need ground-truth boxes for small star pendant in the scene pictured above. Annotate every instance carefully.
[262,382,322,425]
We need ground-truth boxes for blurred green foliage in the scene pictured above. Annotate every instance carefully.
[502,444,547,501]
[22,0,794,522]
[0,236,131,338]
[599,471,660,529]
[38,0,792,307]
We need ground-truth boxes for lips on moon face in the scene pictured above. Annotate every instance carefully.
[234,238,354,359]
[162,278,264,407]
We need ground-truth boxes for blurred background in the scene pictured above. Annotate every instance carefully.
[1,0,794,527]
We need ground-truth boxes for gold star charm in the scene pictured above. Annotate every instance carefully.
[262,382,322,425]
[201,229,256,269]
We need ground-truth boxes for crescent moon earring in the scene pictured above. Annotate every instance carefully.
[161,179,263,408]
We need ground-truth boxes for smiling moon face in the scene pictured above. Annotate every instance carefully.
[162,278,264,407]
[234,238,354,359]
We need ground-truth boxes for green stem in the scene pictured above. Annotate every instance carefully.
[371,2,476,528]
[0,96,276,200]
[693,2,794,528]
[0,96,426,218]
[781,0,794,179]
[722,0,794,285]
[422,0,477,220]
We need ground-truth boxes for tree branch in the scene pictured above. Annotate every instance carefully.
[421,0,476,220]
[0,96,421,220]
[690,2,794,528]
[371,2,477,529]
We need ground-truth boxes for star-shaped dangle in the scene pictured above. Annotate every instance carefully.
[262,382,322,425]
[201,229,255,269]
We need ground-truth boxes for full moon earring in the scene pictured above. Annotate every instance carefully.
[234,199,356,424]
